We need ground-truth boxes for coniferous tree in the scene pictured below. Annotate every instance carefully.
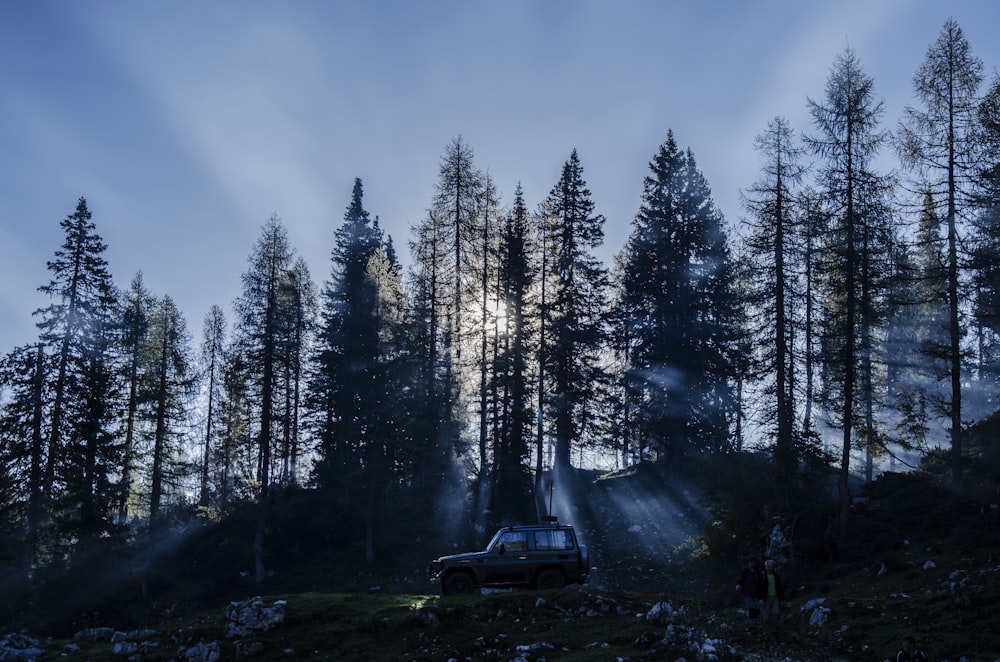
[277,257,314,486]
[145,295,194,525]
[898,18,984,489]
[541,150,609,472]
[806,47,894,540]
[236,214,298,501]
[490,184,536,522]
[309,179,409,564]
[310,179,382,490]
[117,273,154,523]
[34,197,121,553]
[741,117,808,473]
[0,343,49,570]
[618,134,740,463]
[970,75,1000,408]
[235,213,299,581]
[198,305,227,509]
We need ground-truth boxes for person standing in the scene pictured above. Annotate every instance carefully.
[736,556,765,630]
[761,559,785,637]
[896,635,928,662]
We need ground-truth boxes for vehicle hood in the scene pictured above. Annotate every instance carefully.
[434,550,491,563]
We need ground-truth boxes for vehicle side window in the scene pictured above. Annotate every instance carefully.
[533,529,573,551]
[495,531,528,552]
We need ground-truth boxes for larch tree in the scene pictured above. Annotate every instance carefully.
[741,117,808,474]
[198,304,227,508]
[806,47,894,541]
[897,17,984,490]
[235,213,299,581]
[117,272,154,524]
[145,295,194,526]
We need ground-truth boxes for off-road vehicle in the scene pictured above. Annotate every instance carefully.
[429,522,590,595]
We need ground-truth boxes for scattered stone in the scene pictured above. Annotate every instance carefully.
[0,633,45,661]
[73,626,117,642]
[182,641,221,662]
[645,601,674,623]
[225,596,287,639]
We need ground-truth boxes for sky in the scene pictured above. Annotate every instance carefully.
[2,0,1000,355]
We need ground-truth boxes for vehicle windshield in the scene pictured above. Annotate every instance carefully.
[485,529,506,551]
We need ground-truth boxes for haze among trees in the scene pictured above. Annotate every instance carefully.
[3,20,1000,585]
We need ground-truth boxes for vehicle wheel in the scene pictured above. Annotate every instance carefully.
[535,568,565,590]
[443,572,476,596]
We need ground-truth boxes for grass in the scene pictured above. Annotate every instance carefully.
[5,437,1000,661]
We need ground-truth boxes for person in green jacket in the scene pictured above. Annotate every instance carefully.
[761,559,785,636]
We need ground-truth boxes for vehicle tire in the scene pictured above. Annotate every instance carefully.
[443,572,476,596]
[535,568,565,590]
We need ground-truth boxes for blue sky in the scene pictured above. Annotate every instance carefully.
[2,1,999,354]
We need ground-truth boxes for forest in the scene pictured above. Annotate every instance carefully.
[2,18,1000,637]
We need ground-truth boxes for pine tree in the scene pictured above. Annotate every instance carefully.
[309,179,411,564]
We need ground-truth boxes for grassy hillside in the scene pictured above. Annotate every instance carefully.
[3,418,999,661]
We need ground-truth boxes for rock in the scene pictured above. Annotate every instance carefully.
[645,601,674,623]
[0,633,45,661]
[182,641,221,662]
[225,596,287,639]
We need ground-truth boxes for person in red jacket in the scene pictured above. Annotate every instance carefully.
[736,556,765,629]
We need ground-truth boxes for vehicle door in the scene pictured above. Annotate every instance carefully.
[484,530,530,584]
[529,528,576,576]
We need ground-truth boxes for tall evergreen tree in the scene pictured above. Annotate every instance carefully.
[541,150,609,472]
[970,75,1000,409]
[310,179,382,490]
[0,343,49,570]
[490,184,536,522]
[309,179,409,564]
[618,133,741,463]
[34,197,120,552]
[898,18,984,489]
